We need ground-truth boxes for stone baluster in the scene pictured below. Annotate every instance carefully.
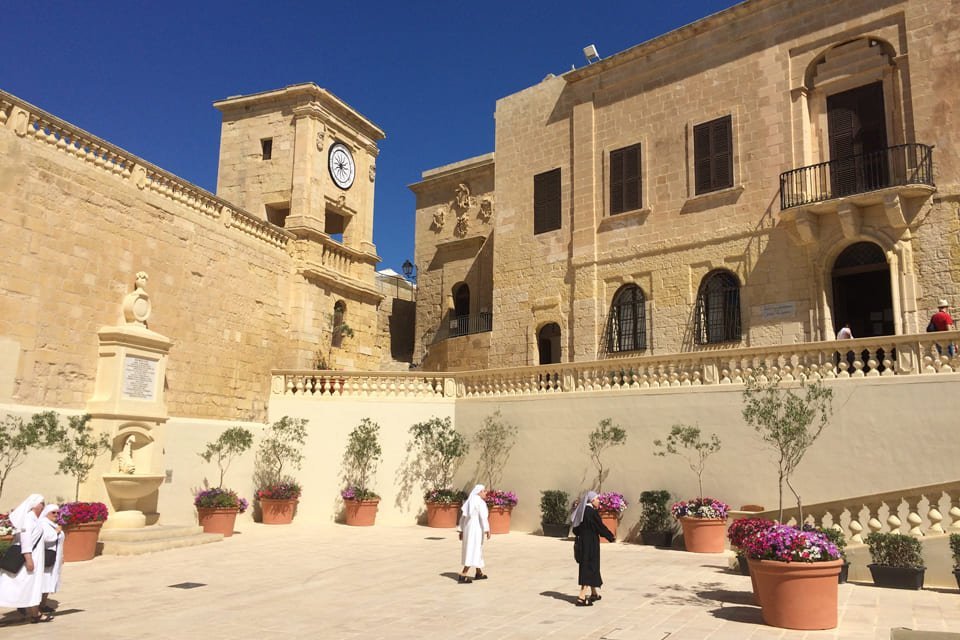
[285,376,295,396]
[927,504,944,534]
[849,518,864,544]
[949,506,960,530]
[886,512,902,534]
[866,501,884,538]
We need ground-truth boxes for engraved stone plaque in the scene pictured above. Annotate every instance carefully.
[122,355,157,400]
[760,302,797,320]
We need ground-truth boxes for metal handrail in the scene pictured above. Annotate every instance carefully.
[448,312,493,338]
[780,143,934,209]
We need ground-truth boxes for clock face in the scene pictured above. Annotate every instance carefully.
[328,143,356,190]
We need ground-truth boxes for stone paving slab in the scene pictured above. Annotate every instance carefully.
[0,521,957,638]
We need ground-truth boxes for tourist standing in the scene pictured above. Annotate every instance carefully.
[836,323,853,340]
[457,484,490,583]
[929,299,956,357]
[0,493,51,623]
[571,491,615,606]
[40,504,64,613]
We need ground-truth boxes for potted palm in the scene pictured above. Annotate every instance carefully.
[255,417,308,525]
[341,418,382,526]
[540,490,570,538]
[865,532,926,590]
[406,416,469,528]
[637,490,676,547]
[473,411,518,534]
[654,423,725,553]
[588,418,627,541]
[196,426,253,536]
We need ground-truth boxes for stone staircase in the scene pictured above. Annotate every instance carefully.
[99,524,222,556]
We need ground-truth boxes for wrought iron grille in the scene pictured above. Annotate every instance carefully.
[780,143,934,209]
[607,285,647,353]
[694,272,741,345]
[448,311,493,338]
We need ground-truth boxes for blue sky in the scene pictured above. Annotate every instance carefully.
[1,1,739,274]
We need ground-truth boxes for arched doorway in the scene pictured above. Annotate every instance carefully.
[831,242,893,337]
[538,323,561,365]
[452,283,470,318]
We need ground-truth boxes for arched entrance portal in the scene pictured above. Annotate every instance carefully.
[538,323,561,365]
[831,242,893,338]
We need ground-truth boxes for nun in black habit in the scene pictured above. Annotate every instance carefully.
[571,490,615,606]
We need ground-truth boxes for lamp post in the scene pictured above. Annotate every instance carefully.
[402,259,417,301]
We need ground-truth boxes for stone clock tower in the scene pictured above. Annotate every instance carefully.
[214,83,386,370]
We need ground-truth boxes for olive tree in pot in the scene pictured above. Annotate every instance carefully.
[404,416,469,528]
[865,532,926,590]
[637,490,675,547]
[341,418,383,526]
[540,490,570,538]
[0,412,62,503]
[196,426,253,536]
[255,416,308,525]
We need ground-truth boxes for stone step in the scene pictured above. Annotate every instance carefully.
[98,525,222,556]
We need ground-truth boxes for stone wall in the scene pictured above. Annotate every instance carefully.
[0,100,293,420]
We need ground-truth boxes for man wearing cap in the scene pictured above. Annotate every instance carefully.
[930,299,954,332]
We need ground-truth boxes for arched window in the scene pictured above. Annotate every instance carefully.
[607,285,646,353]
[538,322,561,364]
[694,270,741,345]
[452,283,470,317]
[332,300,346,348]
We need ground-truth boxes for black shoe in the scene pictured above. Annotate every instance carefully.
[588,594,601,602]
[458,575,473,584]
[575,597,593,607]
[474,571,488,580]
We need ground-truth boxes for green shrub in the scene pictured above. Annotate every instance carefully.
[865,532,924,568]
[949,533,960,569]
[638,490,674,532]
[540,490,569,525]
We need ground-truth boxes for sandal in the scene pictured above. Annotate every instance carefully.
[589,594,602,602]
[39,605,55,614]
[575,597,593,607]
[474,571,488,580]
[30,614,54,623]
[457,575,473,584]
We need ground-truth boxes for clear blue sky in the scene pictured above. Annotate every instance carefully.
[1,1,739,274]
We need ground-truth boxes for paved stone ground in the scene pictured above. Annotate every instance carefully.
[1,522,957,639]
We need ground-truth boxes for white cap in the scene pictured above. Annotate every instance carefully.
[938,299,949,308]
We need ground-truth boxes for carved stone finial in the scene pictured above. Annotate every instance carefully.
[122,271,151,326]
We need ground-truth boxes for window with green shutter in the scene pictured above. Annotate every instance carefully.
[610,143,641,214]
[693,116,733,195]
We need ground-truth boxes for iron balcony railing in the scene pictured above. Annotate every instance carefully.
[780,143,934,209]
[448,311,493,338]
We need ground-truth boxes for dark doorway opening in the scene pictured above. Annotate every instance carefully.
[831,242,893,338]
[538,323,561,365]
[827,81,889,197]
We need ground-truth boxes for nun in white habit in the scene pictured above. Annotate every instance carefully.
[0,493,51,622]
[40,503,64,612]
[457,484,490,583]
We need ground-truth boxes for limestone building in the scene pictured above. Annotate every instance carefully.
[412,0,959,371]
[0,83,400,421]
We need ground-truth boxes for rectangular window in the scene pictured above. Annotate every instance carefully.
[610,143,641,214]
[533,168,561,234]
[261,138,273,161]
[693,116,733,195]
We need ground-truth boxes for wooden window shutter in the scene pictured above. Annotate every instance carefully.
[694,116,733,195]
[534,168,561,234]
[610,144,641,214]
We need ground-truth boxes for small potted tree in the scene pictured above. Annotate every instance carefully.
[0,411,62,503]
[255,416,308,525]
[540,490,570,538]
[196,426,253,536]
[473,411,518,534]
[51,413,112,561]
[950,533,960,591]
[588,418,628,541]
[341,418,382,526]
[654,423,725,553]
[406,416,468,527]
[865,532,926,590]
[637,490,676,547]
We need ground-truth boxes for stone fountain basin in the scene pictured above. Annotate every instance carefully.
[102,473,165,501]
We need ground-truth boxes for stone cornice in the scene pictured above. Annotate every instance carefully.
[409,153,495,192]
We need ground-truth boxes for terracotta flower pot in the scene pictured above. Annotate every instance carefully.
[747,558,761,607]
[62,521,104,562]
[599,510,619,543]
[752,559,842,630]
[487,505,512,534]
[679,516,726,553]
[425,501,461,528]
[344,499,379,526]
[197,507,239,537]
[260,498,298,525]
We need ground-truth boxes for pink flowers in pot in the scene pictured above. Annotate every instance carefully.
[741,523,840,563]
[597,492,628,514]
[484,490,518,507]
[671,497,729,520]
[727,517,776,556]
[57,501,109,526]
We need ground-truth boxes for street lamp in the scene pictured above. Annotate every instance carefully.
[402,259,415,281]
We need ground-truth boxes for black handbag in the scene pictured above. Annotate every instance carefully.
[1,536,41,574]
[45,546,57,566]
